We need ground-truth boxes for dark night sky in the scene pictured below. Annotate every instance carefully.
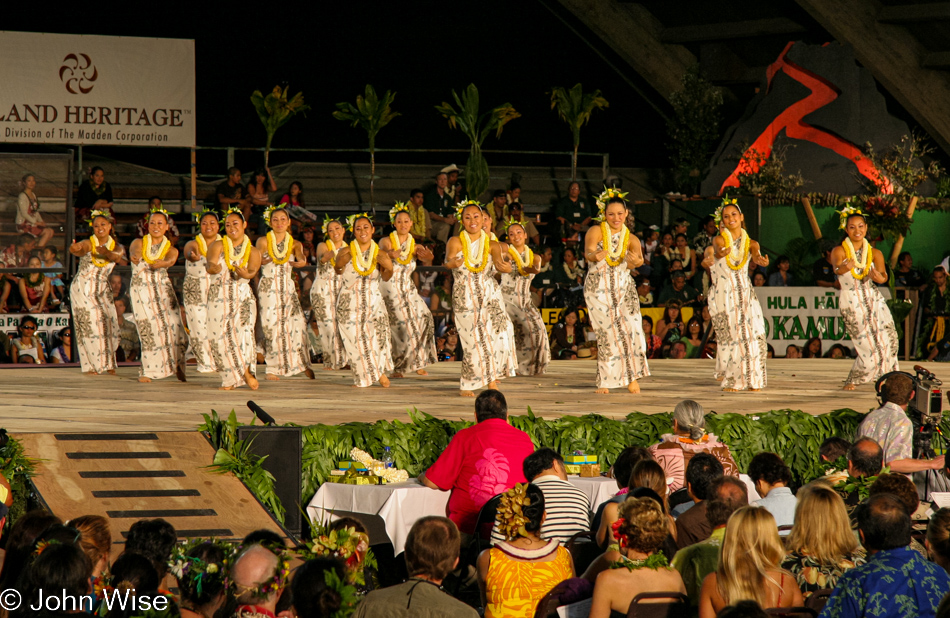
[5,1,670,174]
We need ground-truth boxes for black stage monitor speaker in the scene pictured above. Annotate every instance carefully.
[236,426,303,537]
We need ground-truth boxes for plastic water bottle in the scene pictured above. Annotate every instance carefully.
[380,447,394,468]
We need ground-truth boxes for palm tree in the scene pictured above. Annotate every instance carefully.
[333,85,400,212]
[435,84,520,201]
[549,84,609,181]
[250,85,311,167]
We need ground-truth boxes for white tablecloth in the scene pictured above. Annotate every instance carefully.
[306,475,619,555]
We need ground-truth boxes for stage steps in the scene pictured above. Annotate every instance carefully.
[14,431,286,548]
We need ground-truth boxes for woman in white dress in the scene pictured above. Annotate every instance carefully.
[335,214,395,388]
[379,202,436,378]
[708,200,769,391]
[830,207,899,389]
[445,201,517,396]
[182,208,221,374]
[128,208,188,383]
[255,206,314,381]
[500,219,550,376]
[701,245,729,381]
[68,210,125,375]
[206,209,263,390]
[583,192,649,394]
[310,216,347,370]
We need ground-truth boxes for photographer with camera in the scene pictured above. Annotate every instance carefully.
[857,373,945,474]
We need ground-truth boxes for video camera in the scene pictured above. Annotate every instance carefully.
[910,365,944,426]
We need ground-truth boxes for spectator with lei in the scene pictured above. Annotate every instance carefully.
[698,507,803,618]
[555,247,586,289]
[16,174,54,247]
[477,483,574,618]
[672,233,697,280]
[592,446,655,547]
[232,543,291,618]
[589,497,686,618]
[11,315,45,364]
[170,539,233,618]
[74,166,114,221]
[781,484,866,599]
[598,460,674,549]
[18,256,50,313]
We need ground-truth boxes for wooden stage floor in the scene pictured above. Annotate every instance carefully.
[5,359,941,433]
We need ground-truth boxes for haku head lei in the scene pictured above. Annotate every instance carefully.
[496,483,533,541]
[231,541,292,598]
[322,214,340,235]
[503,216,526,234]
[224,205,245,220]
[345,213,366,233]
[168,538,235,598]
[455,199,483,220]
[148,204,172,221]
[594,186,628,220]
[262,204,286,226]
[193,207,221,223]
[389,201,411,224]
[714,197,741,226]
[87,209,113,226]
[837,203,866,230]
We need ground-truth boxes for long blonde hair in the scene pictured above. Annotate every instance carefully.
[716,506,786,607]
[785,484,858,565]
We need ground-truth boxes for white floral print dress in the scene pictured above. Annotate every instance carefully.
[500,254,550,376]
[380,236,436,374]
[259,241,311,377]
[70,250,121,373]
[129,256,187,380]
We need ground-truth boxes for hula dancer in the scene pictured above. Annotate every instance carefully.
[334,214,395,388]
[831,206,899,389]
[709,198,768,391]
[379,202,437,378]
[445,200,517,397]
[310,215,348,370]
[206,208,262,390]
[68,210,126,375]
[500,217,550,376]
[128,206,188,383]
[255,205,314,381]
[583,189,650,394]
[182,208,222,373]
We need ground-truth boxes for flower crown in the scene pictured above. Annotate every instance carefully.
[86,209,113,226]
[322,214,339,235]
[503,216,526,234]
[345,213,372,232]
[389,201,411,224]
[713,197,741,226]
[455,199,483,220]
[224,205,245,220]
[262,204,286,226]
[496,483,533,541]
[231,541,292,598]
[595,186,629,217]
[168,538,235,598]
[320,569,360,618]
[837,203,866,230]
[148,204,173,220]
[33,538,62,557]
[193,206,221,223]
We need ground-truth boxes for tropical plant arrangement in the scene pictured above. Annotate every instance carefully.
[667,66,723,194]
[549,84,609,182]
[250,85,310,167]
[733,142,807,197]
[1,434,37,532]
[435,83,520,201]
[333,85,400,213]
[198,406,950,523]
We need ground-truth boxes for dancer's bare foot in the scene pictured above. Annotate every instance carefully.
[488,380,499,390]
[323,365,334,371]
[460,390,475,397]
[305,368,315,380]
[107,369,116,375]
[265,374,279,381]
[138,377,152,383]
[219,386,235,391]
[379,375,391,388]
[715,376,724,382]
[83,371,97,377]
[245,369,259,390]
[749,388,761,392]
[595,387,610,395]
[176,364,187,382]
[627,381,640,394]
[342,365,351,371]
[843,384,856,391]
[417,369,428,376]
[723,387,739,392]
[390,372,404,379]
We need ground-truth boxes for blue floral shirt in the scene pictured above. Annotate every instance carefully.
[818,547,950,618]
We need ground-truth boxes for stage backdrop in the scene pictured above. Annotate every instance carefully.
[0,31,195,147]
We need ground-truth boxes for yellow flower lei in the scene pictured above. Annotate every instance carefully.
[389,232,415,265]
[600,222,630,267]
[266,231,295,265]
[508,245,534,277]
[222,235,251,271]
[89,235,116,268]
[460,230,491,273]
[196,234,222,258]
[719,228,750,271]
[142,234,171,265]
[325,239,337,254]
[842,238,873,280]
[350,240,379,277]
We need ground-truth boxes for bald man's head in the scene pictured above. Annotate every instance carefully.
[232,544,282,609]
[706,476,749,528]
[849,437,884,478]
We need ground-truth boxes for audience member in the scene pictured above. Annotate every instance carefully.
[124,518,177,582]
[550,308,581,360]
[598,459,671,548]
[868,473,928,556]
[107,552,167,618]
[669,340,689,359]
[673,476,749,606]
[114,296,140,361]
[0,510,61,590]
[826,343,851,359]
[895,251,926,289]
[643,315,662,359]
[173,540,231,618]
[588,497,687,618]
[650,399,739,495]
[555,181,591,242]
[16,174,54,247]
[217,167,251,220]
[420,390,534,535]
[833,438,885,511]
[444,164,464,204]
[655,300,685,341]
[820,437,851,465]
[802,337,823,359]
[698,507,803,618]
[0,234,36,312]
[247,168,278,231]
[354,516,478,617]
[232,543,289,617]
[425,172,455,243]
[591,446,654,544]
[752,271,767,287]
[40,245,64,307]
[19,257,50,312]
[919,266,950,360]
[292,557,352,618]
[487,189,509,231]
[692,215,718,253]
[781,484,865,598]
[556,248,586,291]
[67,514,112,580]
[11,315,45,364]
[785,344,801,359]
[927,507,950,574]
[109,273,125,300]
[530,246,557,307]
[747,452,796,530]
[49,327,74,363]
[13,542,92,618]
[675,453,726,549]
[506,182,521,206]
[659,270,701,306]
[672,233,697,280]
[637,276,654,308]
[406,188,429,240]
[813,243,840,290]
[436,324,462,362]
[683,317,704,358]
[819,493,950,618]
[768,255,794,286]
[477,483,574,618]
[326,517,375,593]
[75,166,114,219]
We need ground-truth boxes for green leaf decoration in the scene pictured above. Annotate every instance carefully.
[250,85,310,166]
[333,85,399,211]
[549,83,609,181]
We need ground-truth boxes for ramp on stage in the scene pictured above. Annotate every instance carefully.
[14,431,286,548]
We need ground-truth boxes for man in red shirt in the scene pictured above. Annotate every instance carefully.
[420,390,535,535]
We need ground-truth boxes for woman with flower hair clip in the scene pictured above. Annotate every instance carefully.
[830,206,898,389]
[170,539,234,618]
[311,215,348,371]
[379,202,437,378]
[128,206,188,383]
[501,217,550,376]
[708,198,769,391]
[584,189,650,394]
[69,210,126,375]
[255,205,314,381]
[444,201,517,396]
[183,208,223,374]
[334,213,395,388]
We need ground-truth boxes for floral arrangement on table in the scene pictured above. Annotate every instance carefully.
[350,447,409,483]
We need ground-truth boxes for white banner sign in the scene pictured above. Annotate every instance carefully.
[2,313,70,355]
[0,31,195,147]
